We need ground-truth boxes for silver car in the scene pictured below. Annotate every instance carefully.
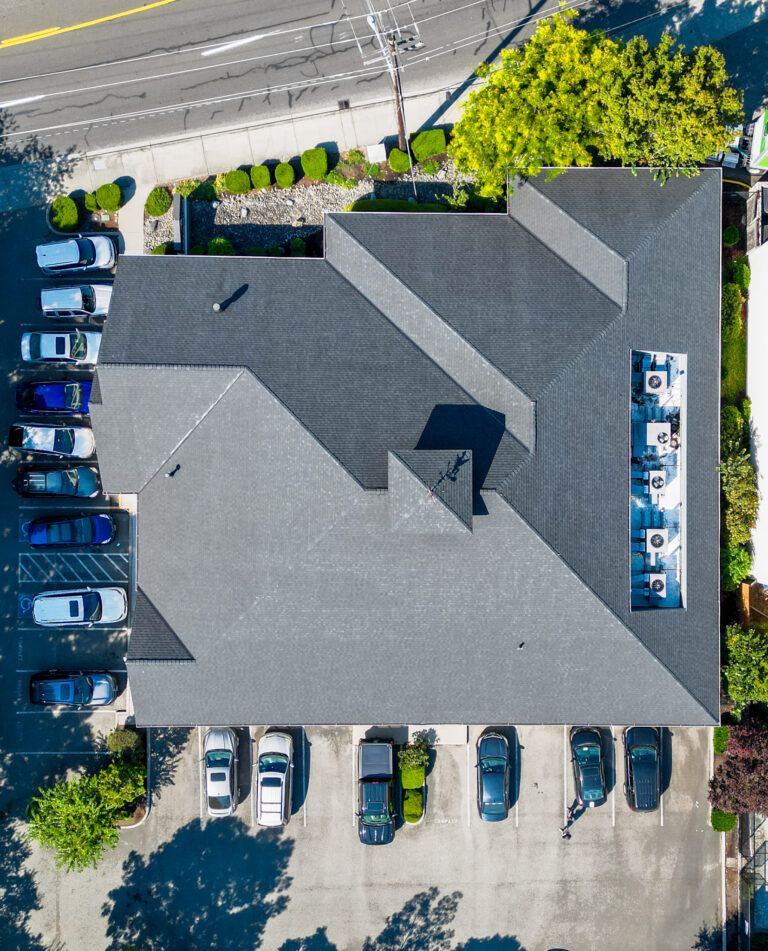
[21,331,101,365]
[32,587,128,626]
[204,728,239,817]
[41,284,112,319]
[36,237,116,274]
[256,731,294,826]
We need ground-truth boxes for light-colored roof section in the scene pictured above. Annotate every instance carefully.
[389,450,472,533]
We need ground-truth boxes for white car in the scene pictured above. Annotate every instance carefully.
[9,423,95,459]
[32,587,128,626]
[204,728,239,817]
[256,731,294,827]
[36,237,116,274]
[41,284,112,319]
[21,330,101,365]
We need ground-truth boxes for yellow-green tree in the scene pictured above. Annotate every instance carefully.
[449,9,742,195]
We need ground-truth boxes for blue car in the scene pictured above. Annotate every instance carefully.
[15,380,91,415]
[28,513,116,547]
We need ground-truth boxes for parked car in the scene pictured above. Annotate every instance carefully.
[256,731,294,827]
[357,739,395,844]
[28,513,116,548]
[21,330,101,365]
[569,727,607,808]
[30,670,117,707]
[15,380,92,415]
[623,727,661,812]
[476,732,511,822]
[41,284,112,319]
[9,423,94,459]
[32,587,128,626]
[13,465,100,498]
[36,237,116,274]
[203,728,239,817]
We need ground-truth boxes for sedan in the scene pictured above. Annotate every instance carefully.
[13,465,100,498]
[623,727,661,812]
[476,732,510,822]
[256,731,294,827]
[30,671,117,708]
[16,380,92,415]
[21,331,101,365]
[36,236,116,274]
[28,513,116,548]
[204,728,239,817]
[569,727,607,808]
[32,587,128,626]
[9,423,94,459]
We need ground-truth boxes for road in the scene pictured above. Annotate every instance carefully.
[0,0,765,158]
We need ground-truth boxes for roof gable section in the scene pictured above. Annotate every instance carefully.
[389,449,472,533]
[128,586,194,662]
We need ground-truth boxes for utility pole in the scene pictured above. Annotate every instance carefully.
[366,12,407,151]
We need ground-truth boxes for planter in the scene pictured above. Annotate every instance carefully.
[400,763,426,824]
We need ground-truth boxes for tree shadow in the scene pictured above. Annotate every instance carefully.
[148,728,193,803]
[279,928,338,951]
[0,814,49,951]
[102,820,293,951]
[690,914,738,950]
[455,939,525,951]
[363,887,462,951]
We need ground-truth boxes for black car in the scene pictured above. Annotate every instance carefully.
[13,465,100,498]
[476,732,510,822]
[29,670,117,707]
[569,727,607,808]
[623,727,661,812]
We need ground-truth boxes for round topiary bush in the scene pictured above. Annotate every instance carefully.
[207,236,235,256]
[723,225,739,247]
[95,183,123,213]
[250,165,271,190]
[388,147,412,173]
[188,244,207,255]
[289,237,307,257]
[223,169,252,194]
[301,148,328,180]
[275,163,295,189]
[150,242,171,255]
[710,808,737,833]
[50,195,79,231]
[145,186,172,218]
[84,192,99,213]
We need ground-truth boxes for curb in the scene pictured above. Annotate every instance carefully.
[121,728,152,830]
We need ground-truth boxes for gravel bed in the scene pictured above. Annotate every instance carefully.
[144,210,174,252]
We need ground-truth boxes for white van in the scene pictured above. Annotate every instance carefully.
[40,284,112,319]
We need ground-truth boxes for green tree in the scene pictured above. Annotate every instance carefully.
[449,9,741,195]
[723,623,768,717]
[721,448,758,546]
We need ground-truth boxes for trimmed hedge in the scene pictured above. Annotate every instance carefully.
[95,183,123,213]
[710,808,737,832]
[713,726,730,755]
[723,225,739,247]
[726,254,751,293]
[722,283,745,341]
[344,198,450,213]
[224,169,251,194]
[150,242,171,255]
[410,128,447,162]
[84,192,99,213]
[275,163,295,189]
[288,237,307,257]
[721,448,759,546]
[400,765,425,790]
[250,165,271,190]
[145,186,172,218]
[207,237,235,256]
[388,147,411,173]
[300,148,328,180]
[267,245,285,256]
[51,196,79,231]
[246,246,267,256]
[188,244,206,255]
[403,788,423,823]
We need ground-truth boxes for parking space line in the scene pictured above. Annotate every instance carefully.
[15,668,125,673]
[562,724,568,820]
[660,789,664,826]
[16,708,116,714]
[11,750,110,755]
[611,725,616,827]
[78,554,99,581]
[351,739,356,827]
[250,756,255,828]
[301,728,307,827]
[198,726,204,824]
[514,729,519,828]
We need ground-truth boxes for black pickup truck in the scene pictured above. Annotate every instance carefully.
[357,740,395,845]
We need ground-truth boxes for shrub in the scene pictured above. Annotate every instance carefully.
[325,169,356,188]
[150,242,170,255]
[289,237,307,256]
[84,192,99,213]
[388,147,411,173]
[342,148,366,166]
[411,128,447,162]
[725,254,751,293]
[721,405,746,456]
[365,162,381,178]
[722,283,745,341]
[189,180,216,202]
[400,765,425,789]
[721,448,758,546]
[50,196,79,231]
[743,398,752,422]
[300,147,328,180]
[709,722,768,814]
[723,225,739,247]
[173,179,200,198]
[275,162,295,189]
[224,169,251,194]
[344,198,450,213]
[723,623,768,716]
[420,158,441,175]
[710,808,737,832]
[713,726,730,755]
[188,244,206,255]
[95,183,123,213]
[213,172,227,198]
[105,728,143,761]
[267,245,285,256]
[398,736,430,772]
[144,186,172,218]
[403,788,423,822]
[207,236,235,256]
[250,165,271,190]
[721,545,752,592]
[246,246,267,256]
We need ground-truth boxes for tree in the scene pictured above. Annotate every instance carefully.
[723,623,768,717]
[709,723,768,814]
[721,448,759,546]
[449,9,742,195]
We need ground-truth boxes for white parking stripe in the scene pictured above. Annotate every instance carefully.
[562,724,568,820]
[302,729,307,827]
[611,725,616,827]
[198,726,204,824]
[351,739,356,827]
[514,729,519,828]
[466,739,471,827]
[16,708,116,714]
[660,789,664,826]
[11,750,110,755]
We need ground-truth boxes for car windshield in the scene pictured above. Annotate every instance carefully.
[81,288,95,312]
[208,794,231,811]
[362,813,390,825]
[64,384,83,410]
[259,753,288,773]
[480,756,506,773]
[69,333,87,359]
[59,469,79,493]
[82,592,102,621]
[205,750,232,768]
[52,429,75,454]
[575,744,601,766]
[483,801,507,815]
[76,239,95,266]
[74,676,92,705]
[28,335,41,360]
[631,745,657,763]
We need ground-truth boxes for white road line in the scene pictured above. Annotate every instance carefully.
[16,708,115,714]
[563,724,568,820]
[466,738,471,827]
[660,789,664,826]
[351,739,356,827]
[11,749,109,755]
[302,728,307,827]
[201,29,283,57]
[0,94,45,108]
[198,726,204,825]
[514,729,519,828]
[16,669,125,673]
[250,759,255,828]
[611,725,616,827]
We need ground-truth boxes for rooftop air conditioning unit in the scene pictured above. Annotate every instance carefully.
[644,370,668,394]
[648,572,667,598]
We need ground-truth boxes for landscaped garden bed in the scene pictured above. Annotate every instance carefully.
[398,735,431,825]
[48,182,125,235]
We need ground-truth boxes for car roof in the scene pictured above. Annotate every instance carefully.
[41,286,84,308]
[37,241,80,266]
[34,592,85,623]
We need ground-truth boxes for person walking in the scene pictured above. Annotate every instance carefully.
[559,825,571,840]
[566,807,575,823]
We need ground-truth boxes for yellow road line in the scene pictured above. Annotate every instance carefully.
[0,0,178,49]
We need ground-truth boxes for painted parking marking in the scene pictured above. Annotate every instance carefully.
[198,726,204,824]
[562,724,568,821]
[351,737,356,827]
[10,749,110,755]
[466,738,471,827]
[18,552,130,584]
[302,728,307,827]
[514,729,519,828]
[611,725,616,827]
[16,708,116,714]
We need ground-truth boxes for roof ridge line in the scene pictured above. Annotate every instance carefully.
[391,449,472,532]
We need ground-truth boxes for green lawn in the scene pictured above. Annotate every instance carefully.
[722,329,747,405]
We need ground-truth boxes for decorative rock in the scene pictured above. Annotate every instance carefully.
[149,219,158,232]
[284,198,295,206]
[292,217,306,227]
[212,200,220,209]
[240,207,249,218]
[437,169,447,180]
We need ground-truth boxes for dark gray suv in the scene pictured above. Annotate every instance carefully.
[623,727,661,812]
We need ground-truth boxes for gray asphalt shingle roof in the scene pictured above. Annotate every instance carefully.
[91,167,721,727]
